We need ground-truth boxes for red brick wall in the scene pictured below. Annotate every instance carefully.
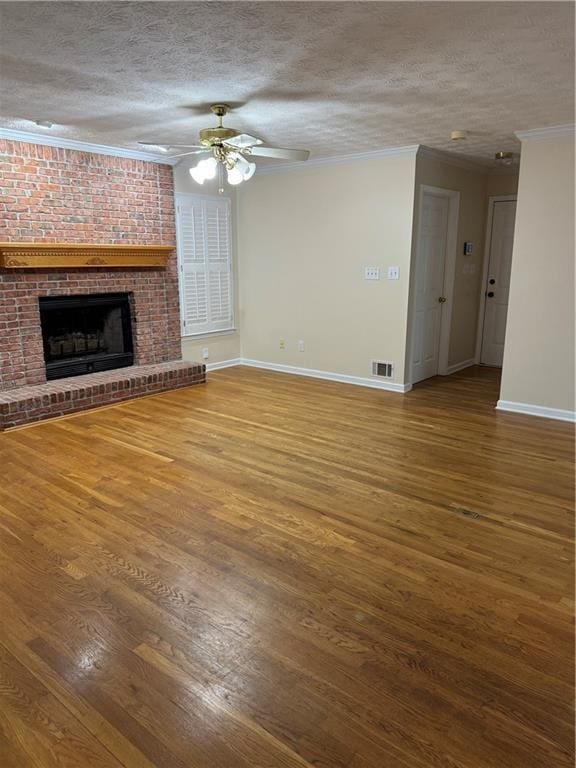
[0,140,182,390]
[0,140,175,243]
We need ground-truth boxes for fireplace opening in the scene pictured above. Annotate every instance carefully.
[39,293,134,380]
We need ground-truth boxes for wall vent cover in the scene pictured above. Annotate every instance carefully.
[372,360,394,378]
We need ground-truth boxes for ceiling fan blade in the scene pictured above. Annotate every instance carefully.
[223,133,263,149]
[250,146,310,161]
[169,149,211,159]
[138,142,205,150]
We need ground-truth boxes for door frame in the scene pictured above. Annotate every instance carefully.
[474,194,517,364]
[409,184,461,384]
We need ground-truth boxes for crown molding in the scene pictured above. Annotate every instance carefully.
[417,145,491,172]
[0,128,177,164]
[256,143,420,175]
[515,124,575,142]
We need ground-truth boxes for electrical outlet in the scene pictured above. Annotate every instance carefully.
[279,339,286,349]
[201,347,209,360]
[364,267,380,280]
[298,340,305,352]
[387,266,400,280]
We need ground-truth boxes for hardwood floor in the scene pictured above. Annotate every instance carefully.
[0,365,573,768]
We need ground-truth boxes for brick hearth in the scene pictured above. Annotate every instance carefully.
[0,139,205,427]
[0,361,205,430]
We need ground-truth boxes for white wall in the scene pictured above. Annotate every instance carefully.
[173,162,241,366]
[499,132,575,417]
[236,151,418,387]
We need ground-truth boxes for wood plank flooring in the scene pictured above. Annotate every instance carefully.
[0,365,573,768]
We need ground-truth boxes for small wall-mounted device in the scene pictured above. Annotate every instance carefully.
[463,242,474,255]
[364,267,380,280]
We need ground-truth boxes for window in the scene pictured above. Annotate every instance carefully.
[176,194,234,336]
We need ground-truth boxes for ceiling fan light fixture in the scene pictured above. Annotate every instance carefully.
[190,164,207,184]
[226,165,245,186]
[189,156,218,184]
[168,103,309,189]
[243,161,256,181]
[198,156,218,179]
[231,152,256,181]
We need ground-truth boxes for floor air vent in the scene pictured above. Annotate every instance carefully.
[372,361,394,378]
[450,504,481,520]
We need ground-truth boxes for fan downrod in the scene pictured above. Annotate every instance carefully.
[199,104,238,145]
[210,104,231,119]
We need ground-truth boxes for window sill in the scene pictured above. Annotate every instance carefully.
[182,328,237,340]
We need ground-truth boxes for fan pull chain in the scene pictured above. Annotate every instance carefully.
[218,162,225,195]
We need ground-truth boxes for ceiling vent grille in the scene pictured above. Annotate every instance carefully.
[372,360,394,379]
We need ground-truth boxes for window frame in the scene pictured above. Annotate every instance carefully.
[175,192,236,338]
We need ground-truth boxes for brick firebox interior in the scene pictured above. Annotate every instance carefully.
[0,139,205,428]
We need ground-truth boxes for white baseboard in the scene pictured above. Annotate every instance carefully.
[442,358,477,376]
[240,359,412,393]
[205,358,242,371]
[203,363,575,419]
[496,400,576,423]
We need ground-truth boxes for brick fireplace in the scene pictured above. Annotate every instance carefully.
[0,139,205,428]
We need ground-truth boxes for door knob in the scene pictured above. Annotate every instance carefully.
[487,291,495,298]
[438,296,447,303]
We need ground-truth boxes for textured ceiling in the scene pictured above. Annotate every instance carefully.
[0,1,573,165]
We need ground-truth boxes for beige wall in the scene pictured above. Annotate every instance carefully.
[411,155,489,369]
[181,333,241,367]
[237,153,418,386]
[486,171,519,198]
[500,134,575,413]
[173,162,241,366]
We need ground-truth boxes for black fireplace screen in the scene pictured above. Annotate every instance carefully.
[39,293,134,380]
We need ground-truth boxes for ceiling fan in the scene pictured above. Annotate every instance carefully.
[139,103,310,186]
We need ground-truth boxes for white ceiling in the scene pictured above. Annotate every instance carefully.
[0,2,573,165]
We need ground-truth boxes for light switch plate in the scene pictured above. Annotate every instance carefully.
[364,267,380,280]
[387,266,400,280]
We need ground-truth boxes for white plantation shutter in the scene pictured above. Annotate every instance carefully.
[176,195,234,335]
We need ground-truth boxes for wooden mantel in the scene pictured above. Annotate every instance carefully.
[0,243,173,269]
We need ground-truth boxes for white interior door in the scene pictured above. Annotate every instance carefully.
[411,192,450,383]
[481,199,517,367]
